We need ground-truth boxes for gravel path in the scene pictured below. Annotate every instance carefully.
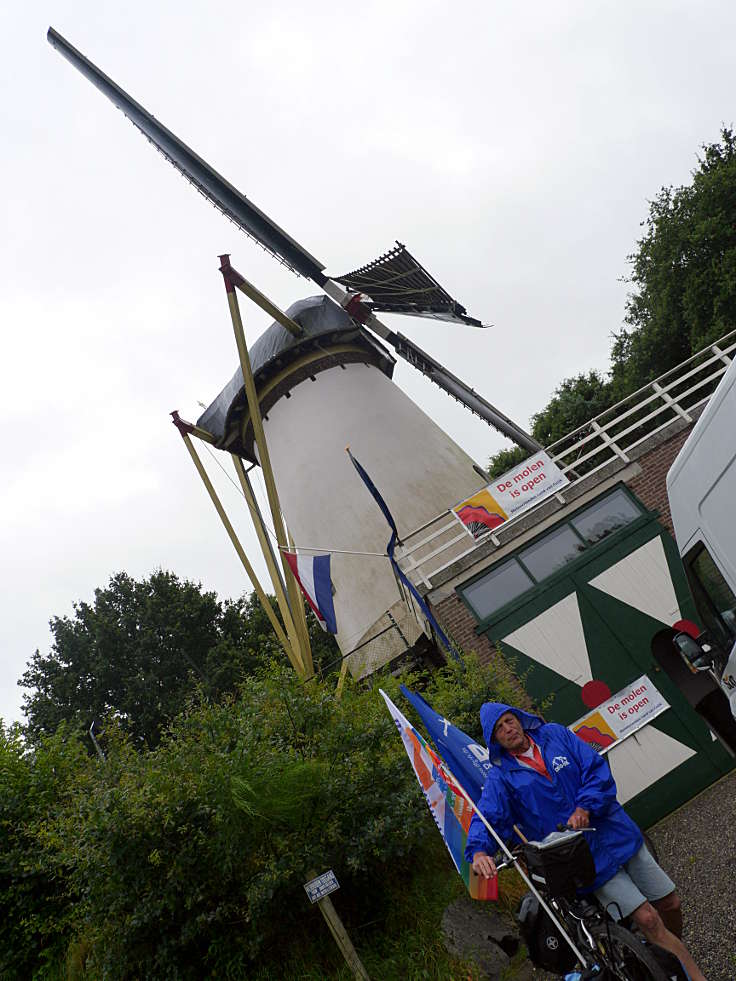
[525,769,736,981]
[647,768,736,981]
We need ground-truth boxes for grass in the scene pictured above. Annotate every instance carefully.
[250,839,532,980]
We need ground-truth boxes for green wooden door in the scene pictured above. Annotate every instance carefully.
[478,516,733,827]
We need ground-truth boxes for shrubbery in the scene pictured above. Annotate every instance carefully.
[2,652,519,979]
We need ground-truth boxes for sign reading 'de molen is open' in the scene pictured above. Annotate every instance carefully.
[570,675,670,754]
[452,450,569,540]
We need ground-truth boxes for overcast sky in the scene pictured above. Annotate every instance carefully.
[2,1,734,725]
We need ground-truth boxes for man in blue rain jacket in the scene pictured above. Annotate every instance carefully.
[464,703,705,981]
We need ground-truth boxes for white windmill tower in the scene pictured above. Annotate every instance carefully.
[49,29,541,676]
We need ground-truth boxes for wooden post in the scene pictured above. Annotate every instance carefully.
[286,527,314,677]
[231,454,312,673]
[174,425,304,676]
[307,872,370,980]
[317,893,370,980]
[221,257,315,675]
[219,254,310,678]
[335,658,350,699]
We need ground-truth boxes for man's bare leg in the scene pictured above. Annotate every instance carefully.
[631,901,705,981]
[653,890,683,939]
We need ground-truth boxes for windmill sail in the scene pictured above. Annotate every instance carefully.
[337,242,484,327]
[48,27,540,452]
[47,28,325,280]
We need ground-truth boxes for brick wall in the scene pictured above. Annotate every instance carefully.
[431,593,533,708]
[626,426,693,534]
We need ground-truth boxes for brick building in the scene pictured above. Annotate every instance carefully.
[395,331,736,827]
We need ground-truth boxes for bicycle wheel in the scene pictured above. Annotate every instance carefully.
[587,921,672,980]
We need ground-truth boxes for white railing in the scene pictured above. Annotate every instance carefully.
[396,330,736,589]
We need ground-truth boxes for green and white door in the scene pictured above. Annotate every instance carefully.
[459,485,734,827]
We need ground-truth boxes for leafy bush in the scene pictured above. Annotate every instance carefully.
[5,651,520,979]
[0,723,88,979]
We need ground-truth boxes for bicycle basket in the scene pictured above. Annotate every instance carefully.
[523,832,596,898]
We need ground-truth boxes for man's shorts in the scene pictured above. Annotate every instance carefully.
[593,844,676,920]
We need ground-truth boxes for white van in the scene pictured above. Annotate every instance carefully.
[667,355,736,715]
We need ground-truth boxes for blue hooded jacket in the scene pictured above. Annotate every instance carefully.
[464,703,643,891]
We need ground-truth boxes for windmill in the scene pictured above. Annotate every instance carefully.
[48,28,541,677]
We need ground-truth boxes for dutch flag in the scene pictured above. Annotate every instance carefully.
[284,552,337,634]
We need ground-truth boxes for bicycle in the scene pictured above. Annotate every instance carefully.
[492,827,687,980]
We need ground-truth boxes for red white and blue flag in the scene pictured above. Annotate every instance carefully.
[284,552,337,634]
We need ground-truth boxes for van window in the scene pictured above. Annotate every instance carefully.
[686,545,736,647]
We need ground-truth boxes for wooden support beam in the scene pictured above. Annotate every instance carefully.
[286,527,314,677]
[176,430,305,676]
[231,454,310,672]
[219,254,312,678]
[335,658,350,699]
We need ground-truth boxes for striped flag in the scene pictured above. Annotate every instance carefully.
[380,689,498,901]
[284,552,337,634]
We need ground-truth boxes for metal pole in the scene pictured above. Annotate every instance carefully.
[89,721,105,761]
[174,422,304,676]
[219,255,310,677]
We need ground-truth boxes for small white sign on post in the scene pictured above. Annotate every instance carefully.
[452,450,569,540]
[304,869,340,904]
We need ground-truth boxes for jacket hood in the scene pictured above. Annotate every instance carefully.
[480,702,545,764]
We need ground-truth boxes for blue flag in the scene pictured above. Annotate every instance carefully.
[346,448,461,662]
[400,684,490,803]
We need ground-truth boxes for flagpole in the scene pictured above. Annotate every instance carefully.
[346,448,461,662]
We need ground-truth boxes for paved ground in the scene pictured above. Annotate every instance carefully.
[527,769,736,981]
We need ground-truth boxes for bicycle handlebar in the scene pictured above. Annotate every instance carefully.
[488,826,597,872]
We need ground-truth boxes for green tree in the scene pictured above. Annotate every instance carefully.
[529,370,615,447]
[19,571,313,749]
[485,445,528,480]
[612,127,736,393]
[233,590,341,679]
[488,127,736,474]
[488,371,615,474]
[0,722,88,979]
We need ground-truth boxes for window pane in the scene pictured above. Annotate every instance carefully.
[519,525,586,580]
[571,488,641,545]
[688,546,736,646]
[463,559,534,620]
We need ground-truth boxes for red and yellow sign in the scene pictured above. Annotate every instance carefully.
[453,451,568,540]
